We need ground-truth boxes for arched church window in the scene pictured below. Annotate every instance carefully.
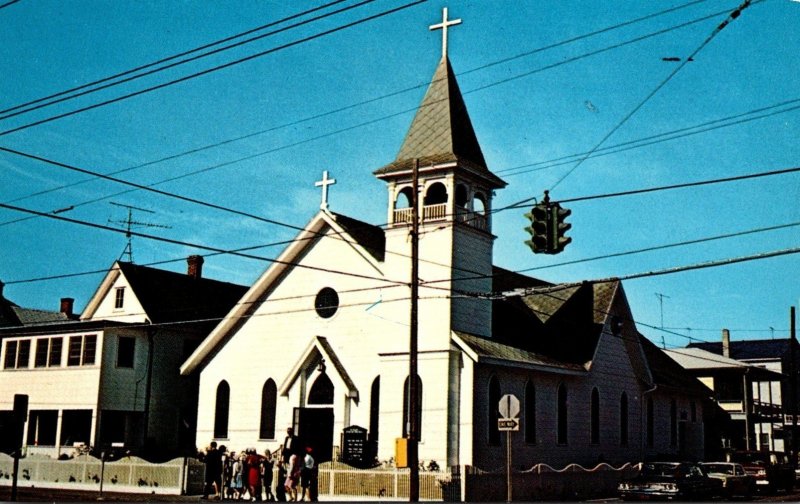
[423,182,448,205]
[214,380,230,439]
[402,375,423,439]
[525,379,536,444]
[590,387,600,444]
[369,376,380,443]
[455,184,469,208]
[308,372,334,405]
[557,383,568,445]
[473,192,487,214]
[488,375,501,446]
[315,287,339,319]
[259,378,277,440]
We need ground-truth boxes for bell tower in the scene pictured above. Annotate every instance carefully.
[374,49,506,342]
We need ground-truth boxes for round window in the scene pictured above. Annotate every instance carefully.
[315,287,339,319]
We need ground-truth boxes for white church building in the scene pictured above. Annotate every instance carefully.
[181,12,711,470]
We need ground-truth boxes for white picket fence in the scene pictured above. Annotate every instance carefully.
[0,452,204,495]
[0,452,636,501]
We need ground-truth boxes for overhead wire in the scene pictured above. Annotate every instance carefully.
[546,0,756,193]
[0,0,427,138]
[0,0,353,118]
[0,0,751,211]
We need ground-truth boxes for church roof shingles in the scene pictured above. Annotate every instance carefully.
[373,57,505,188]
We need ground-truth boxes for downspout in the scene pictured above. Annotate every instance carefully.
[142,325,155,450]
[640,384,657,461]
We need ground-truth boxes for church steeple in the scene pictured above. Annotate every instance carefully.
[373,56,505,189]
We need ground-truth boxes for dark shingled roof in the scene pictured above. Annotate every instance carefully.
[12,307,72,325]
[688,339,796,361]
[374,57,505,188]
[331,213,385,262]
[117,262,248,325]
[490,270,610,366]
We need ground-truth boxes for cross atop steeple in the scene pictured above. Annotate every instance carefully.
[315,170,336,210]
[429,7,461,59]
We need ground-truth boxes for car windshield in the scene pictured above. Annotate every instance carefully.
[730,452,767,465]
[641,463,679,477]
[703,464,734,475]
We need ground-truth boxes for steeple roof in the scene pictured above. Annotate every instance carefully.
[374,57,505,188]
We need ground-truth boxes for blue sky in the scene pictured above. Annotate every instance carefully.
[0,0,797,349]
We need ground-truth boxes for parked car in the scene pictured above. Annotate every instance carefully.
[727,451,795,493]
[618,461,723,501]
[700,462,755,499]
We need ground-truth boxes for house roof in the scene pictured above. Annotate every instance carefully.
[665,346,784,381]
[0,319,134,337]
[114,261,248,324]
[640,335,713,396]
[0,292,20,327]
[688,339,797,362]
[11,306,73,326]
[373,56,505,188]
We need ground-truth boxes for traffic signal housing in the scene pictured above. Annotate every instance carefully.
[550,203,572,253]
[524,203,550,253]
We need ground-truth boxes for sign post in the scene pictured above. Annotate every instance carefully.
[498,394,520,502]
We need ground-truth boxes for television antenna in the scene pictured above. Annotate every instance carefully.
[108,202,171,263]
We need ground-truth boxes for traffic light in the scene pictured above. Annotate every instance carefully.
[524,203,551,253]
[550,203,572,253]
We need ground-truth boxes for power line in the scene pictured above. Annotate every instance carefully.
[0,0,20,10]
[0,1,750,220]
[0,0,426,138]
[496,97,800,177]
[0,0,351,118]
[548,0,756,192]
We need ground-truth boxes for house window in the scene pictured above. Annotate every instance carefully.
[590,387,600,444]
[67,335,97,367]
[557,383,568,445]
[488,375,501,446]
[3,340,31,369]
[259,379,277,440]
[34,339,49,367]
[214,380,230,439]
[402,375,423,440]
[114,287,125,309]
[620,392,629,447]
[524,380,536,444]
[4,340,17,369]
[117,337,135,368]
[49,338,63,367]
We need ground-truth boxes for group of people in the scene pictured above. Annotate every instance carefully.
[201,428,318,502]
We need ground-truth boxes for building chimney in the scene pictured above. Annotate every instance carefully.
[722,328,731,358]
[60,297,74,318]
[187,255,204,280]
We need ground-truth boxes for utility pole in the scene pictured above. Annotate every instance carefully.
[790,307,797,468]
[409,158,420,502]
[108,202,170,263]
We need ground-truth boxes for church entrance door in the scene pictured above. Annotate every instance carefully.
[294,407,334,463]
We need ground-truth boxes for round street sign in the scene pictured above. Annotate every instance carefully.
[498,394,520,419]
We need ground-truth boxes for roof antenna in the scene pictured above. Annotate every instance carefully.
[108,202,171,263]
[770,326,775,340]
